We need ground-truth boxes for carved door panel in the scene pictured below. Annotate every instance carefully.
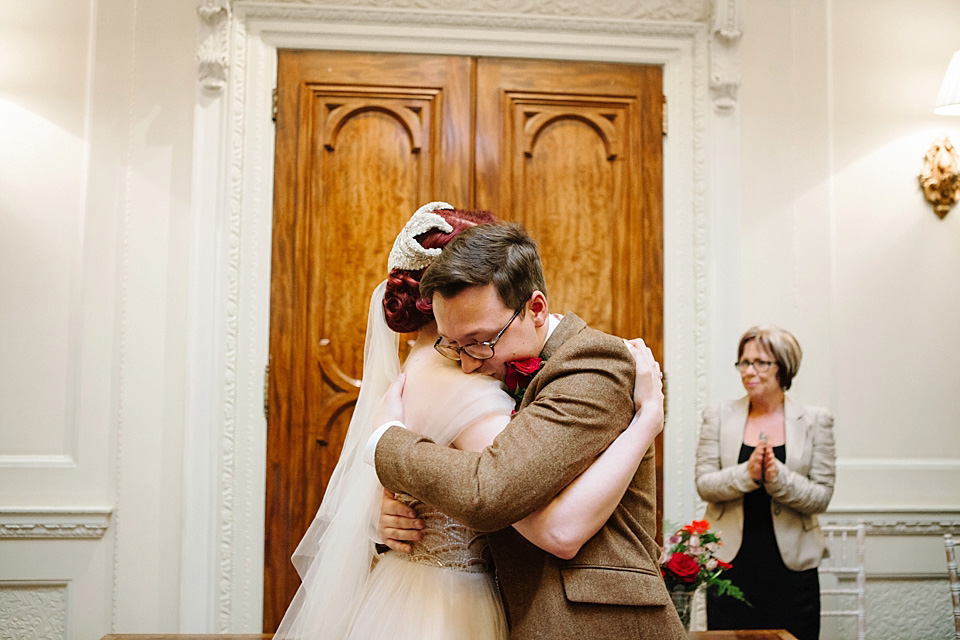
[266,51,473,630]
[266,51,663,632]
[474,57,665,532]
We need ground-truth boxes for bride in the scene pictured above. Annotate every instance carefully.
[273,202,665,640]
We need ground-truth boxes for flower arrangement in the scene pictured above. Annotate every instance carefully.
[660,519,748,603]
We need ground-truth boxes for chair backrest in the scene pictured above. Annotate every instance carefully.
[946,533,960,640]
[820,520,866,640]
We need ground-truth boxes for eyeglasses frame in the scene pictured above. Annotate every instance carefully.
[734,359,777,373]
[434,304,525,362]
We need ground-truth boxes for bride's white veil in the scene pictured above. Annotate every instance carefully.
[274,280,400,640]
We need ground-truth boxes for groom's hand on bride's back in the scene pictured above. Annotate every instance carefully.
[377,489,423,554]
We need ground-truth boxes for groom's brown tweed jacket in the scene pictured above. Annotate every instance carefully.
[375,313,685,639]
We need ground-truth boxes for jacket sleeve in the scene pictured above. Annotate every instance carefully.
[374,337,635,532]
[765,406,836,514]
[694,402,759,502]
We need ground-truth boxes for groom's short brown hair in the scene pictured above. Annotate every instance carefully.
[419,223,547,312]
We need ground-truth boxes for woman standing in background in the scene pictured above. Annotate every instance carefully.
[695,326,836,640]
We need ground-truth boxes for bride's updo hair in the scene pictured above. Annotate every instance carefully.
[383,208,497,333]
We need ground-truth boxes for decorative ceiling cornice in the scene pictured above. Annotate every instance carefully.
[194,0,740,112]
[244,0,711,22]
[709,0,742,111]
[197,0,231,92]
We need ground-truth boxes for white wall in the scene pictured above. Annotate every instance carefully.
[738,0,960,637]
[740,0,960,514]
[2,0,959,638]
[0,0,198,637]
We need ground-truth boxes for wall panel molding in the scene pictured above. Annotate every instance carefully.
[858,578,956,640]
[830,458,960,511]
[0,455,76,468]
[0,583,68,640]
[837,457,960,469]
[0,509,111,539]
[822,509,960,537]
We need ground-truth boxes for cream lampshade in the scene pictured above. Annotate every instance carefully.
[919,51,960,218]
[934,50,960,115]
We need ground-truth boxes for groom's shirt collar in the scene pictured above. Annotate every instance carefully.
[540,313,561,353]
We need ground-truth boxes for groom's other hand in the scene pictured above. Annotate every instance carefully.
[378,489,423,554]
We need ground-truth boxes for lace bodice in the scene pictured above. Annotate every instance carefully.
[396,495,493,573]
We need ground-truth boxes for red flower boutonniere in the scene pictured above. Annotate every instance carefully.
[504,357,545,406]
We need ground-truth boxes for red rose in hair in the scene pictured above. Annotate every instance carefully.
[664,553,700,583]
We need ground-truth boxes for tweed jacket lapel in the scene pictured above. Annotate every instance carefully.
[783,395,807,470]
[511,313,587,411]
[721,396,750,468]
[538,312,586,361]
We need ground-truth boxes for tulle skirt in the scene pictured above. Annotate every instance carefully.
[344,552,508,640]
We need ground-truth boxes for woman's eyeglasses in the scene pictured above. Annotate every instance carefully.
[735,359,776,373]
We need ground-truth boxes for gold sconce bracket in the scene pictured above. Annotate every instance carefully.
[919,135,960,218]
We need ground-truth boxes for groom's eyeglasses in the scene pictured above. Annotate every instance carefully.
[434,305,524,362]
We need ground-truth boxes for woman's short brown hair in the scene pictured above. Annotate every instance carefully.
[737,325,803,390]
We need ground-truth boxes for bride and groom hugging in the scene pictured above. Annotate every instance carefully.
[274,203,686,640]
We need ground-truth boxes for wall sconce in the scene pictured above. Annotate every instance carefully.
[920,50,960,218]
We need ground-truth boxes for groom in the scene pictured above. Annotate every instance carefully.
[368,223,685,639]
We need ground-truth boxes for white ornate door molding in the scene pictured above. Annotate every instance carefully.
[185,0,742,631]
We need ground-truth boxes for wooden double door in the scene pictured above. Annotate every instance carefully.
[264,50,664,631]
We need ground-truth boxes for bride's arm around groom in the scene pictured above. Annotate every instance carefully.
[369,223,686,640]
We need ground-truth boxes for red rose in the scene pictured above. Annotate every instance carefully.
[717,560,733,570]
[504,358,544,398]
[664,553,701,583]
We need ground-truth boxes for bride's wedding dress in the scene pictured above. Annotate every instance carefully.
[275,282,513,640]
[345,344,512,640]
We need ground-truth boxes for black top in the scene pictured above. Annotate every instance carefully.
[707,442,821,640]
[739,442,785,547]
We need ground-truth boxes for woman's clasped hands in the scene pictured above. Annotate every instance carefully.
[747,441,778,484]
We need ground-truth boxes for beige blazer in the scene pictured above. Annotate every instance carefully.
[375,313,686,640]
[694,396,836,572]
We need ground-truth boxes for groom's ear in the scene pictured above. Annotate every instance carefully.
[528,291,549,326]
